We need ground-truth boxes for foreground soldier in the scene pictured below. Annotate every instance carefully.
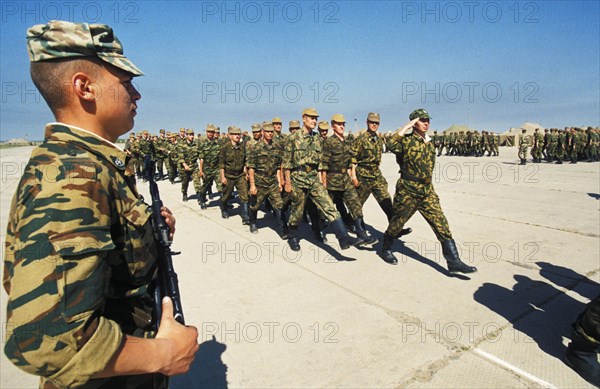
[565,294,600,387]
[282,108,364,251]
[4,20,198,388]
[380,109,477,274]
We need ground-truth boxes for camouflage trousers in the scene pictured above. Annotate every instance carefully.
[531,146,542,160]
[574,294,600,343]
[547,144,557,160]
[155,157,165,177]
[386,180,452,241]
[180,167,202,195]
[288,181,339,227]
[355,173,392,213]
[327,181,363,220]
[198,168,221,201]
[166,158,178,181]
[221,174,248,204]
[250,182,283,212]
[518,145,529,160]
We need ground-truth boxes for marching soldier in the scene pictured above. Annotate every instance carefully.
[351,112,411,237]
[198,125,223,208]
[518,129,531,165]
[282,108,364,252]
[380,109,477,274]
[219,126,249,223]
[178,128,201,201]
[154,128,168,179]
[247,123,284,234]
[321,114,378,245]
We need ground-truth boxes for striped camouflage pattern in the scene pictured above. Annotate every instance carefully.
[321,135,354,191]
[3,124,157,387]
[27,20,143,76]
[351,130,385,180]
[385,131,452,241]
[282,126,323,189]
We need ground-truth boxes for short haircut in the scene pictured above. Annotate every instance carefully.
[30,57,103,115]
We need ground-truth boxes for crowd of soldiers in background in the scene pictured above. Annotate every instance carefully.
[386,130,501,157]
[518,127,600,165]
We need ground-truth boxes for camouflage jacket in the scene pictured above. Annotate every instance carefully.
[351,130,384,180]
[138,136,154,159]
[388,131,437,197]
[154,136,169,158]
[166,140,179,160]
[3,124,158,388]
[198,138,222,171]
[282,126,322,189]
[246,139,281,187]
[178,139,199,168]
[321,134,354,191]
[219,141,246,178]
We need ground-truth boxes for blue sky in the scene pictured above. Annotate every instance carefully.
[1,0,598,140]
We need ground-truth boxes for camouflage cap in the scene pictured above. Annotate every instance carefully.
[179,127,185,132]
[251,123,262,132]
[367,112,380,123]
[289,120,301,129]
[318,121,330,131]
[262,123,274,132]
[129,132,135,137]
[206,125,216,133]
[159,129,165,133]
[229,126,242,135]
[185,129,194,135]
[142,129,148,135]
[272,117,282,124]
[302,107,319,117]
[331,114,346,123]
[409,108,431,120]
[26,20,143,76]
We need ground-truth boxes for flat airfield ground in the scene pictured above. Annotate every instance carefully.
[1,145,599,388]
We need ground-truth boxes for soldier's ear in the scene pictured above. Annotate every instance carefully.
[72,73,97,102]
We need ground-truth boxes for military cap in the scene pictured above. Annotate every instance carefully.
[26,20,143,76]
[409,108,431,120]
[262,123,274,132]
[179,128,185,132]
[302,107,319,117]
[159,129,165,134]
[367,112,380,123]
[251,123,262,132]
[142,129,148,135]
[206,125,216,133]
[331,114,346,123]
[318,121,330,131]
[272,117,282,124]
[229,126,242,135]
[129,133,135,137]
[185,129,194,135]
[214,126,221,132]
[289,120,301,129]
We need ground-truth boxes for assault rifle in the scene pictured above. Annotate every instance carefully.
[145,156,185,328]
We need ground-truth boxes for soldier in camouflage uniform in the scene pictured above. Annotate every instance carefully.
[3,20,198,388]
[272,117,287,143]
[432,131,442,156]
[178,128,201,202]
[219,126,249,223]
[198,125,222,208]
[154,129,168,179]
[138,129,154,179]
[547,128,558,162]
[556,128,566,164]
[247,123,284,234]
[279,120,301,238]
[380,109,477,274]
[282,108,364,251]
[565,294,600,387]
[321,114,377,245]
[245,123,263,154]
[518,129,531,165]
[491,131,499,156]
[166,131,180,183]
[351,112,411,237]
[531,128,544,163]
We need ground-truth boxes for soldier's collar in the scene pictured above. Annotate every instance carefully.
[44,123,128,170]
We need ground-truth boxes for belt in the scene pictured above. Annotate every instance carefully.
[357,163,379,169]
[291,164,318,173]
[327,169,348,174]
[254,168,275,175]
[401,171,431,185]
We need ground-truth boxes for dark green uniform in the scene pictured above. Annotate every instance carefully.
[351,130,394,221]
[219,141,248,205]
[198,135,223,205]
[178,138,201,198]
[247,139,283,217]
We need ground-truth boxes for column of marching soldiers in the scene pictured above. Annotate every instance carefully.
[517,127,600,165]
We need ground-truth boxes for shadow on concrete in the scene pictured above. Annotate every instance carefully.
[171,335,228,389]
[537,261,600,300]
[390,240,471,280]
[587,193,600,200]
[474,272,589,362]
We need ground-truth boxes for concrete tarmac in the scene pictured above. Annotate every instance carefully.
[1,145,598,388]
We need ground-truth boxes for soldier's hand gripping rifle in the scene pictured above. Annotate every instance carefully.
[144,156,185,328]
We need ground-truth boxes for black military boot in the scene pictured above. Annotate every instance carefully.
[354,218,378,245]
[280,210,291,240]
[182,193,188,202]
[249,208,258,234]
[331,218,364,250]
[519,158,526,165]
[441,239,477,274]
[287,226,300,251]
[220,202,229,219]
[564,325,600,387]
[273,209,285,238]
[240,202,250,225]
[199,194,207,209]
[312,218,327,243]
[378,233,397,265]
